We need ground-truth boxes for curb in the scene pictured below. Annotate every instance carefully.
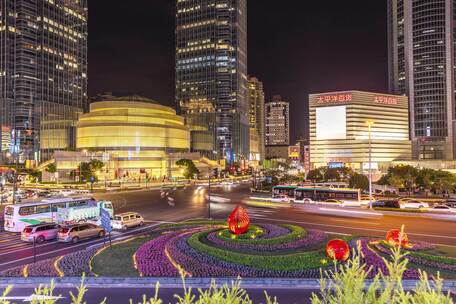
[0,277,454,291]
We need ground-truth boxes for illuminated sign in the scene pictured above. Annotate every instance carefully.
[288,145,300,158]
[317,94,352,104]
[374,96,397,105]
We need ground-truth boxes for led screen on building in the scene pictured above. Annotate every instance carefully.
[316,106,346,140]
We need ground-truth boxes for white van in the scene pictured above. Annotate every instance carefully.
[112,212,144,230]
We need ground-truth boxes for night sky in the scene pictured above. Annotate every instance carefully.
[88,1,388,142]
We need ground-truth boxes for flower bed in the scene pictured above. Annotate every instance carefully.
[187,229,326,271]
[206,228,326,252]
[216,224,306,245]
[166,230,323,278]
[374,243,456,272]
[58,248,98,277]
[28,258,59,277]
[352,238,419,279]
[135,232,182,277]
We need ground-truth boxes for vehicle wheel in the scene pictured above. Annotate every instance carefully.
[36,236,45,244]
[304,199,310,204]
[72,237,79,244]
[139,221,144,226]
[419,205,424,209]
[123,225,128,231]
[98,231,105,238]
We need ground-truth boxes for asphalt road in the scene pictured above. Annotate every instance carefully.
[0,181,456,271]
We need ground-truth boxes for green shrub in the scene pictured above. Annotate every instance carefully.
[188,230,325,271]
[217,224,306,245]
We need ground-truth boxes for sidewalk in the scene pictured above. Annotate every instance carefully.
[0,277,454,291]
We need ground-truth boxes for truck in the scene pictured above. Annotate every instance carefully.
[56,201,114,224]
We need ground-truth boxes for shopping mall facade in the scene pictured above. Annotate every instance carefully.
[74,98,191,180]
[309,91,411,172]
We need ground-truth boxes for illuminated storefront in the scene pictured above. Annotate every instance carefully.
[309,91,411,171]
[76,98,190,179]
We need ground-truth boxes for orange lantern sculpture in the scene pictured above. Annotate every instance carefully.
[386,229,408,247]
[228,206,250,235]
[326,239,350,261]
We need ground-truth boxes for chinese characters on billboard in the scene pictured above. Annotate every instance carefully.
[316,94,353,104]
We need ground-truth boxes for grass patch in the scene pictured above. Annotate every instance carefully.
[188,230,325,271]
[217,224,306,245]
[423,245,456,258]
[92,235,156,276]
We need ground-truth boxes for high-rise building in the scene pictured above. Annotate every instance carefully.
[0,0,88,164]
[247,76,265,162]
[265,96,290,146]
[309,91,411,171]
[388,0,455,160]
[175,0,249,164]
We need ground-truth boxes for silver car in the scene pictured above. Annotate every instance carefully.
[58,223,105,243]
[21,223,60,243]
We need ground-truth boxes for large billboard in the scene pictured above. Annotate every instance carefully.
[316,106,346,140]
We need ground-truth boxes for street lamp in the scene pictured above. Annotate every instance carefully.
[366,121,374,209]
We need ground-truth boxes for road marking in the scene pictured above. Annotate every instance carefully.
[324,231,351,236]
[250,216,456,241]
[319,207,382,217]
[0,219,185,268]
[328,218,380,226]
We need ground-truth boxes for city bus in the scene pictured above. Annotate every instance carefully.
[272,185,297,202]
[294,187,361,205]
[4,197,114,233]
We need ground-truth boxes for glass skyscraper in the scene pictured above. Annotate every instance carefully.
[175,0,249,163]
[388,0,455,160]
[0,0,87,164]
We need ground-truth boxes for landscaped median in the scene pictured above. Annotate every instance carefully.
[1,220,456,281]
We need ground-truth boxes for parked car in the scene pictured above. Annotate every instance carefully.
[372,200,401,209]
[21,223,60,243]
[112,212,144,230]
[58,223,105,243]
[430,204,456,213]
[401,200,429,209]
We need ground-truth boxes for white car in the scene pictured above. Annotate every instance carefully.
[271,195,291,203]
[112,212,144,230]
[401,200,429,209]
[430,204,456,213]
[60,189,75,197]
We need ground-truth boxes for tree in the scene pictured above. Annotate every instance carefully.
[78,162,92,182]
[432,170,456,197]
[349,173,369,191]
[307,169,324,183]
[90,159,104,172]
[324,168,341,182]
[45,163,57,174]
[176,159,199,179]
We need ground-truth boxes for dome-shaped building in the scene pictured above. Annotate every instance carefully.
[76,97,190,179]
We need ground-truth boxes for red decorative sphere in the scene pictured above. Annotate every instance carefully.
[386,229,408,247]
[326,239,350,261]
[228,206,250,235]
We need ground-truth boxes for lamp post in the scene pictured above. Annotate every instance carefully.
[0,175,5,205]
[366,121,374,209]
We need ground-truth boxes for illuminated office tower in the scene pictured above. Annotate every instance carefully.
[0,0,88,164]
[176,0,249,163]
[265,96,290,146]
[248,76,265,162]
[388,0,456,160]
